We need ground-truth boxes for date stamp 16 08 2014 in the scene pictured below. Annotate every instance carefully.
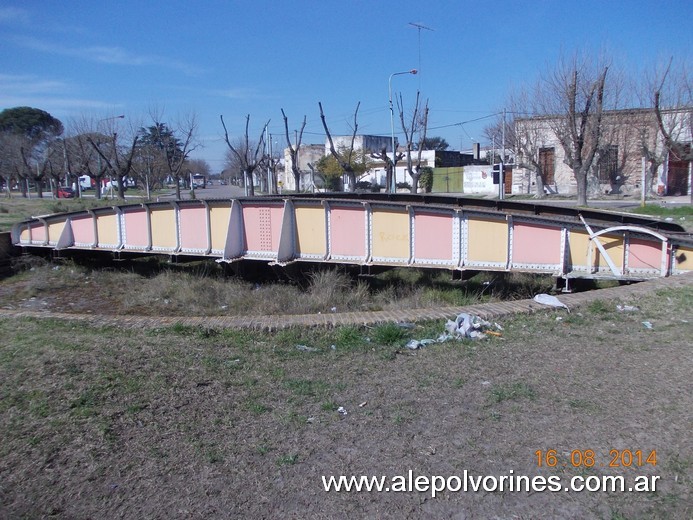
[535,449,657,469]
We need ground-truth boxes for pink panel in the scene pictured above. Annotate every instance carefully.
[123,209,149,247]
[242,204,283,252]
[628,238,664,269]
[330,206,365,257]
[414,211,453,260]
[71,215,95,244]
[512,223,561,264]
[30,223,46,242]
[179,206,208,250]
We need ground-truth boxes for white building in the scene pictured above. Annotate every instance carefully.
[512,107,692,197]
[283,135,454,192]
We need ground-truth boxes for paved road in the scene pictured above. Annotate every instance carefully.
[44,184,690,210]
[158,182,246,200]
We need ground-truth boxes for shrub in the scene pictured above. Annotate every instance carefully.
[419,167,434,193]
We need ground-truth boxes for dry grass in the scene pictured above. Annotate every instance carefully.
[3,259,546,317]
[0,197,122,232]
[0,284,690,519]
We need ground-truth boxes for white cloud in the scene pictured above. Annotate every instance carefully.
[0,94,117,110]
[0,74,116,114]
[0,73,70,95]
[11,35,204,75]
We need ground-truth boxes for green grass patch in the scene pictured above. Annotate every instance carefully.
[283,378,329,398]
[629,204,693,218]
[489,382,537,403]
[276,453,298,466]
[371,322,409,345]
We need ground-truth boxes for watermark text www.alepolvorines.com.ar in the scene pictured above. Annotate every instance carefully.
[321,470,660,498]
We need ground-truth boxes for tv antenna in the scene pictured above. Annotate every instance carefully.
[408,22,434,77]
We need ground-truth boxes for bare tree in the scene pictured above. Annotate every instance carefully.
[42,139,70,196]
[154,112,199,200]
[0,131,17,197]
[318,102,361,192]
[281,109,306,192]
[652,59,693,196]
[397,91,429,193]
[630,58,692,199]
[87,127,139,199]
[509,90,554,197]
[0,132,29,197]
[221,114,268,197]
[130,132,168,199]
[369,146,401,193]
[534,55,611,205]
[19,138,48,197]
[483,112,513,164]
[63,117,113,199]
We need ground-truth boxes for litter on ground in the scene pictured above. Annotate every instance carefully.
[533,293,570,311]
[405,312,503,349]
[295,344,319,352]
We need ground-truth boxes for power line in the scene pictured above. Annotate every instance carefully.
[428,112,502,131]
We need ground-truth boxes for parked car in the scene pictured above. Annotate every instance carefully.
[57,186,75,198]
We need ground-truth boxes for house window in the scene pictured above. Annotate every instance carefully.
[597,145,619,182]
[538,148,555,185]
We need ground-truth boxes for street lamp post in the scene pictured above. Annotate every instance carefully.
[389,69,417,194]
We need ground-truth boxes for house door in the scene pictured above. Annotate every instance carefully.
[504,165,512,194]
[667,161,689,195]
[538,148,555,185]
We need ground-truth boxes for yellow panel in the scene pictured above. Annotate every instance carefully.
[96,214,118,246]
[372,209,410,259]
[209,206,231,252]
[150,209,177,249]
[20,228,31,243]
[47,221,65,244]
[674,246,693,271]
[295,206,326,256]
[467,218,508,263]
[599,235,624,269]
[569,231,623,269]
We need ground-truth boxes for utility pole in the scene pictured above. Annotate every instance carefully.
[500,108,506,200]
[408,22,434,86]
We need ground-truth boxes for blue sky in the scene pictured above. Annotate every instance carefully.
[1,1,691,172]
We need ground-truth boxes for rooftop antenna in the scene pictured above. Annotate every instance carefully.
[408,22,434,81]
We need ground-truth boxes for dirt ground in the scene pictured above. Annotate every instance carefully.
[0,276,691,519]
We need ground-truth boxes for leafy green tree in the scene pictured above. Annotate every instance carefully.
[315,147,374,192]
[0,106,63,140]
[0,107,64,197]
[315,154,343,191]
[420,136,449,151]
[419,166,434,193]
[139,118,197,199]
